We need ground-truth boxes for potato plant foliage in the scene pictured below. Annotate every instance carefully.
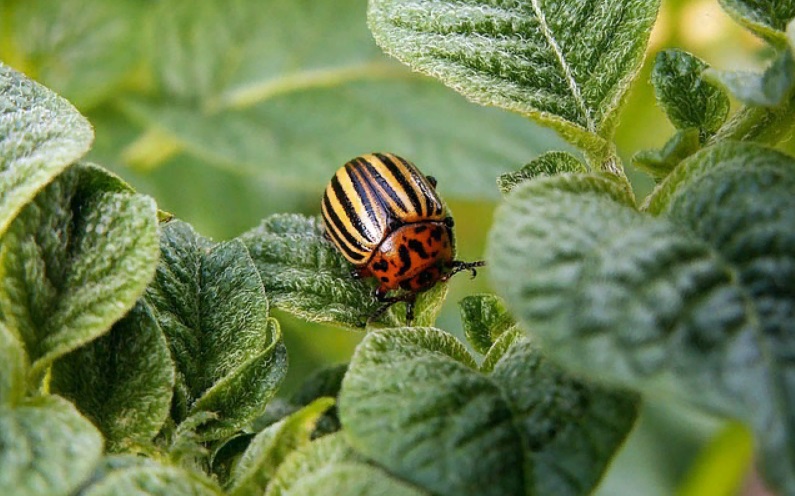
[1,1,795,495]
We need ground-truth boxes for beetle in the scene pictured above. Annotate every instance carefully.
[321,152,485,325]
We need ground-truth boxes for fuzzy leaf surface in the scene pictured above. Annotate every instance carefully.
[458,294,516,354]
[718,0,795,45]
[339,327,638,496]
[0,395,103,496]
[79,455,222,496]
[227,398,335,496]
[0,322,26,406]
[489,174,762,413]
[488,153,795,492]
[0,63,93,236]
[266,433,425,496]
[644,141,788,214]
[51,301,175,452]
[145,221,286,441]
[651,49,729,134]
[368,0,660,154]
[0,163,159,383]
[497,151,587,194]
[632,128,702,181]
[239,214,446,329]
[663,142,795,492]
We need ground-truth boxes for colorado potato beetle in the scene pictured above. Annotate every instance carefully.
[321,152,484,325]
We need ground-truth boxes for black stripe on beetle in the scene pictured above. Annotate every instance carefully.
[345,164,381,232]
[322,195,367,260]
[361,159,410,214]
[330,175,370,241]
[376,153,425,216]
[395,154,438,217]
[352,157,389,215]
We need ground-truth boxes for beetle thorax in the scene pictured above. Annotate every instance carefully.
[366,221,454,293]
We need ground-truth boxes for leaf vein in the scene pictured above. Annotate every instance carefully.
[529,0,594,132]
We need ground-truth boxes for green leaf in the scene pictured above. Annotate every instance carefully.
[79,455,222,496]
[487,151,795,492]
[643,141,782,214]
[0,395,103,496]
[0,321,26,406]
[282,463,426,496]
[662,143,795,492]
[486,330,640,496]
[718,0,795,46]
[705,48,795,108]
[706,97,795,145]
[145,221,287,441]
[146,0,383,103]
[0,63,93,236]
[239,214,446,329]
[120,79,565,201]
[497,151,587,194]
[227,398,335,496]
[266,433,425,496]
[120,0,568,201]
[488,175,754,414]
[457,294,515,354]
[290,364,349,437]
[291,365,349,408]
[367,0,660,160]
[339,327,638,496]
[0,163,159,384]
[245,365,347,439]
[651,49,730,134]
[50,301,175,453]
[0,0,142,110]
[266,433,359,496]
[632,128,702,181]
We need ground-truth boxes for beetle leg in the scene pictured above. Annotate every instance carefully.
[442,260,486,282]
[367,292,417,326]
[426,175,438,188]
[373,285,389,300]
[405,297,416,325]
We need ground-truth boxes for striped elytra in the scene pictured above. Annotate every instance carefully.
[321,152,445,264]
[322,153,485,326]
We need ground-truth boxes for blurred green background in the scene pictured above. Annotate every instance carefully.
[0,0,776,494]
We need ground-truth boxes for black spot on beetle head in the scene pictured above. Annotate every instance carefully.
[397,245,412,275]
[407,239,429,259]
